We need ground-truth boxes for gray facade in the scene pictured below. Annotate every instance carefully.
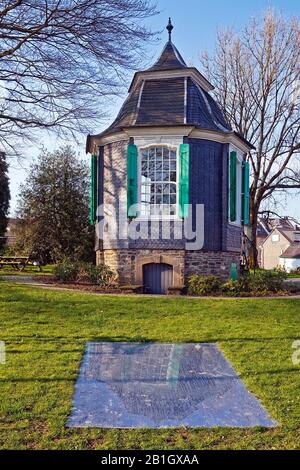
[89,27,252,290]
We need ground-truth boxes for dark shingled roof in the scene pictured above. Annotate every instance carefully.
[135,78,185,125]
[88,38,251,147]
[280,244,300,259]
[101,71,232,136]
[187,78,231,131]
[99,80,143,135]
[146,41,187,71]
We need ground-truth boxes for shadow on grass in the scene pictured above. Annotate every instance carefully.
[1,368,299,384]
[3,334,300,344]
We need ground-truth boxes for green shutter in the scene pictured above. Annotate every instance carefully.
[179,143,190,218]
[229,151,237,222]
[127,144,138,218]
[89,153,97,225]
[242,160,250,225]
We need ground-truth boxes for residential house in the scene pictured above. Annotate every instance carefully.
[261,227,300,271]
[256,217,295,267]
[279,237,300,273]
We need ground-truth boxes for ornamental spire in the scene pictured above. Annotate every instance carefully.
[166,17,173,42]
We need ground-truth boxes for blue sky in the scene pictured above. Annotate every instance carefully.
[8,0,300,219]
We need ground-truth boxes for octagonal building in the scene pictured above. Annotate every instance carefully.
[86,21,252,294]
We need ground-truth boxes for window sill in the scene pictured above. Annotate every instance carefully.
[134,216,183,222]
[228,221,243,228]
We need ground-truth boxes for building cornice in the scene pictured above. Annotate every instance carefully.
[189,129,253,153]
[87,126,253,154]
[123,125,195,137]
[128,68,214,94]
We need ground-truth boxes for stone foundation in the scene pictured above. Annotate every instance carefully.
[96,249,240,286]
[185,250,240,281]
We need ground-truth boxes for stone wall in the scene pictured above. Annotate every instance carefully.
[185,250,240,281]
[97,249,185,286]
[96,248,240,285]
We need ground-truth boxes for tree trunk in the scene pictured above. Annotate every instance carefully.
[249,197,259,269]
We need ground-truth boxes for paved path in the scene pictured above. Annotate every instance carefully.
[2,275,300,299]
[285,278,300,284]
[1,275,35,283]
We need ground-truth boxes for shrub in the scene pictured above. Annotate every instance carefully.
[53,261,79,282]
[54,261,115,286]
[77,263,115,286]
[187,275,221,296]
[221,269,287,296]
[222,279,243,296]
[248,269,287,293]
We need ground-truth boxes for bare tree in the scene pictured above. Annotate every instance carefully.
[260,209,300,229]
[0,0,157,154]
[201,10,300,267]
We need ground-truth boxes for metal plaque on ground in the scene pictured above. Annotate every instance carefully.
[67,342,276,428]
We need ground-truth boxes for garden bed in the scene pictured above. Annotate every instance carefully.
[32,276,144,294]
[30,275,300,297]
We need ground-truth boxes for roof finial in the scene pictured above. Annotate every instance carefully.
[166,17,173,42]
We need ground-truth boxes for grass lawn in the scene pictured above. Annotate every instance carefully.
[250,268,300,279]
[0,281,299,450]
[287,273,300,279]
[0,264,54,277]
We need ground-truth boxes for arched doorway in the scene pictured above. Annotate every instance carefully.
[143,263,173,294]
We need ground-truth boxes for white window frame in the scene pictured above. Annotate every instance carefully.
[294,232,300,242]
[136,142,181,220]
[272,233,280,243]
[228,145,243,226]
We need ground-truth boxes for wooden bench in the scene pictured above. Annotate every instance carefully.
[0,257,42,272]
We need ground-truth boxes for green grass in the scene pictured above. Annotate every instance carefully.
[250,268,300,279]
[287,272,300,279]
[0,264,54,277]
[0,281,299,450]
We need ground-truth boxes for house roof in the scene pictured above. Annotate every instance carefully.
[258,217,295,237]
[257,220,270,238]
[277,228,295,244]
[86,20,254,152]
[98,74,232,138]
[145,41,187,71]
[268,218,295,231]
[261,227,296,247]
[280,244,300,259]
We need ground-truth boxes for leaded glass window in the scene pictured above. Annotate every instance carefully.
[140,146,177,216]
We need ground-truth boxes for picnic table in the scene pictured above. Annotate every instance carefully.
[0,256,42,272]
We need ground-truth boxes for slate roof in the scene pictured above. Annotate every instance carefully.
[87,35,254,149]
[280,244,300,259]
[187,79,231,132]
[145,41,187,71]
[136,78,184,125]
[99,74,232,136]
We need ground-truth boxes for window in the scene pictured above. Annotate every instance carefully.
[229,148,243,225]
[140,146,177,216]
[272,234,280,242]
[294,232,300,242]
[236,158,242,223]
